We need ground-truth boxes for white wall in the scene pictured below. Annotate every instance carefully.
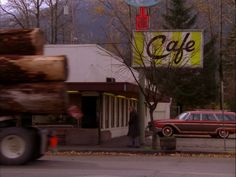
[153,102,171,120]
[44,44,138,84]
[145,102,171,126]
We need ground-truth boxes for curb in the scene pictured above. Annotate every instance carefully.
[56,147,236,156]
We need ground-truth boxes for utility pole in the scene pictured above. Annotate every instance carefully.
[234,0,236,113]
[219,0,226,151]
[138,69,146,144]
[219,0,223,111]
[0,0,2,28]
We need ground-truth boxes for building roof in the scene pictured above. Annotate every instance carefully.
[44,44,138,84]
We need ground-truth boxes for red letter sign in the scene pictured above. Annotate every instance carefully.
[136,7,149,31]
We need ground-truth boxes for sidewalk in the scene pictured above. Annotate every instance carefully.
[57,136,236,155]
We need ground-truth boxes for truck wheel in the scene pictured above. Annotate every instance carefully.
[0,127,35,165]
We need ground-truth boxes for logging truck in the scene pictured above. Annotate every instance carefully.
[0,29,68,165]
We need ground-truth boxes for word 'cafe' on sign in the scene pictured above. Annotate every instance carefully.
[132,31,203,68]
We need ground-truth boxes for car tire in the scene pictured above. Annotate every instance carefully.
[217,129,229,139]
[162,126,174,137]
[0,127,36,165]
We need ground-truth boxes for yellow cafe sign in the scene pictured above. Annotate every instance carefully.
[132,31,203,68]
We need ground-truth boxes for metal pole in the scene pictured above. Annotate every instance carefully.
[138,69,145,145]
[234,0,236,113]
[0,0,2,28]
[219,0,226,151]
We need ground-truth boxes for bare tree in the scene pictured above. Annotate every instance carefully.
[0,0,44,28]
[30,0,44,27]
[44,0,59,43]
[0,0,74,44]
[96,0,202,149]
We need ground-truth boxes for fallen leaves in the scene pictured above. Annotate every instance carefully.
[45,151,236,158]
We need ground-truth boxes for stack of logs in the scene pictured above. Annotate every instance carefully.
[0,28,68,114]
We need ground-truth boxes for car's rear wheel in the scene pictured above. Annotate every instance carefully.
[162,126,174,137]
[218,129,229,139]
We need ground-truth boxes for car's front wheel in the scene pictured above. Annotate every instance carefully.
[217,129,229,139]
[162,126,174,137]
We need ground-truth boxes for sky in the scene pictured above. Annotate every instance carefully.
[0,0,7,5]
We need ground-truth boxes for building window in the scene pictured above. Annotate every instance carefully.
[123,99,127,127]
[111,96,115,128]
[101,95,105,129]
[120,99,124,127]
[126,99,129,126]
[105,95,109,129]
[116,98,120,127]
[114,97,117,127]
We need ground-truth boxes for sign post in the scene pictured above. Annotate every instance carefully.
[124,0,161,145]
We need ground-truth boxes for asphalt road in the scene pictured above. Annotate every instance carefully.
[0,154,235,177]
[174,135,236,152]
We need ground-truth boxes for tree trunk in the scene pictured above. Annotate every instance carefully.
[0,28,44,55]
[0,55,67,83]
[0,82,67,114]
[152,133,158,150]
[149,107,159,149]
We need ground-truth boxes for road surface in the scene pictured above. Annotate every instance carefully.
[0,154,235,177]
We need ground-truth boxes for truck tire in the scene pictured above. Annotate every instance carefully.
[0,127,35,165]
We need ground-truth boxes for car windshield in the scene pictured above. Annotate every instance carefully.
[176,112,189,120]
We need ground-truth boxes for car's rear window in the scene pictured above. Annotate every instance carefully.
[215,114,236,121]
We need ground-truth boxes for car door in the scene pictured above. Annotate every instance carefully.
[176,113,201,133]
[200,113,219,133]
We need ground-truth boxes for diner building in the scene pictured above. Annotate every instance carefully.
[36,44,171,145]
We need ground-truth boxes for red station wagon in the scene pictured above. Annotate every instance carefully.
[152,110,236,138]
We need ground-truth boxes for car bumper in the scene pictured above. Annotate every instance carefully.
[155,127,162,133]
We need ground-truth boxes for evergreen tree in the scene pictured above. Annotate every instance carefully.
[159,0,218,113]
[223,26,236,111]
[163,0,197,29]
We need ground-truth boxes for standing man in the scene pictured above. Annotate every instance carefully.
[127,106,140,148]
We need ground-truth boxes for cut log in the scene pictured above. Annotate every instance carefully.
[0,55,68,83]
[0,28,44,55]
[0,82,68,114]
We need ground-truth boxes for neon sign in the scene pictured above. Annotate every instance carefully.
[136,7,149,31]
[124,0,160,7]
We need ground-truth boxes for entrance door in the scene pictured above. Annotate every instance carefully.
[81,96,98,128]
